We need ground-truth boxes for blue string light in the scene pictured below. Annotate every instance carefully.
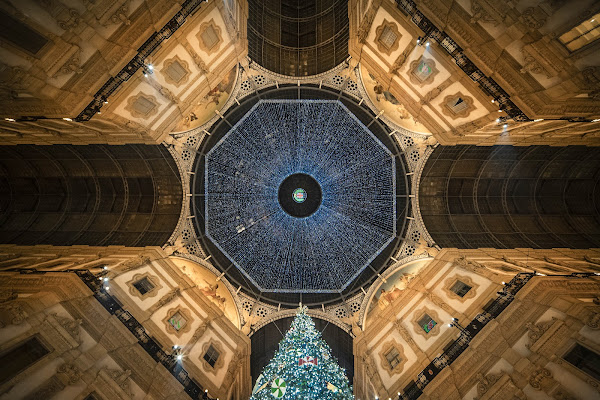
[205,100,396,293]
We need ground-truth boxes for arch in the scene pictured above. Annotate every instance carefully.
[418,145,600,249]
[0,145,183,247]
[248,0,349,76]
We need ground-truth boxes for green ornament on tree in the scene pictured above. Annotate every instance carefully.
[270,377,287,398]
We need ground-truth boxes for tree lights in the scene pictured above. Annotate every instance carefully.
[250,306,353,399]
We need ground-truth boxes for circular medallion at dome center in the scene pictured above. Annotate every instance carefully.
[293,188,306,203]
[279,174,321,217]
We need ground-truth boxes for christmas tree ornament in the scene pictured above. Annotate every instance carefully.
[270,377,287,398]
[298,356,318,366]
[252,374,265,394]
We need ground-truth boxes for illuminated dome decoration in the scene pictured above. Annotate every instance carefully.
[204,100,396,293]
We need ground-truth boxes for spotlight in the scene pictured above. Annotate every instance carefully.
[173,345,179,349]
[97,110,102,114]
[425,41,430,47]
[491,99,495,103]
[103,266,108,270]
[62,117,73,121]
[501,281,506,285]
[143,64,153,77]
[498,109,503,113]
[5,118,16,122]
[495,118,501,123]
[533,118,544,122]
[177,354,182,360]
[592,119,600,122]
[103,277,109,282]
[503,123,508,128]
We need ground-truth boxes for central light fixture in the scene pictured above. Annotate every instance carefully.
[278,173,322,218]
[292,188,307,203]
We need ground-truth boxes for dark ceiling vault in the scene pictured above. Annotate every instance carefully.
[419,145,600,249]
[0,145,182,247]
[248,0,349,76]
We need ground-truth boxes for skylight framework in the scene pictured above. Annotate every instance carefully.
[204,100,396,293]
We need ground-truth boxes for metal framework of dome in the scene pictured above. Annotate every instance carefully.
[204,100,396,292]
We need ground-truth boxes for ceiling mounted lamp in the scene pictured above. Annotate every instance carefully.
[142,64,153,77]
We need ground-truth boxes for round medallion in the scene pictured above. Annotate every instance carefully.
[292,188,307,203]
[278,174,322,217]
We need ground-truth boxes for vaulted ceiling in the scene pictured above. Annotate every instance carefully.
[0,0,599,300]
[0,145,182,247]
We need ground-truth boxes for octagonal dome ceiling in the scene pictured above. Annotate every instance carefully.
[204,100,396,293]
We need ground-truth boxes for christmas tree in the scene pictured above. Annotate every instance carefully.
[250,306,354,400]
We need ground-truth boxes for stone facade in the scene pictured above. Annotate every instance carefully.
[0,245,251,400]
[0,0,248,145]
[354,249,600,400]
[348,0,600,145]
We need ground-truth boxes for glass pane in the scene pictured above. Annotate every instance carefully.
[380,26,397,48]
[564,343,600,381]
[451,280,472,297]
[166,61,187,83]
[558,13,600,52]
[0,336,49,384]
[204,345,220,367]
[202,27,219,49]
[133,277,154,295]
[418,314,436,333]
[169,312,186,331]
[414,60,432,81]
